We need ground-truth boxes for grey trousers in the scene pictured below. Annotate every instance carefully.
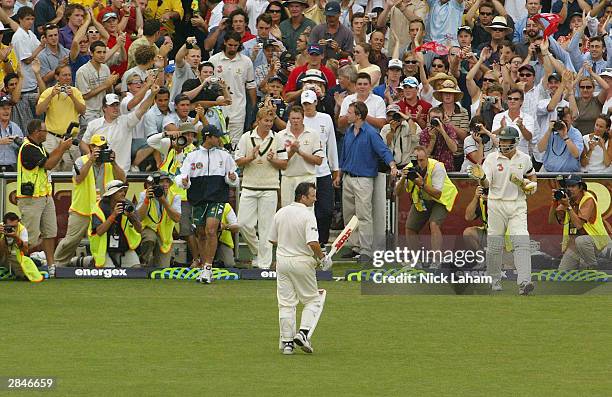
[559,235,598,271]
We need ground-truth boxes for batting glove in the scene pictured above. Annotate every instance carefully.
[510,174,537,195]
[320,255,333,271]
[467,164,485,181]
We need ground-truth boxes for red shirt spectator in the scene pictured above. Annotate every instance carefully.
[398,97,432,128]
[283,64,336,94]
[97,5,137,36]
[107,34,133,77]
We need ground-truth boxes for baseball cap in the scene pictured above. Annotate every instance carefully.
[388,59,402,69]
[548,72,561,82]
[90,134,108,147]
[324,1,341,15]
[269,75,284,83]
[458,25,472,35]
[0,94,12,106]
[601,69,612,79]
[386,103,401,114]
[104,93,121,106]
[102,12,118,22]
[301,68,327,83]
[202,124,223,137]
[103,180,127,197]
[400,76,419,88]
[301,90,317,104]
[307,44,322,55]
[564,174,587,189]
[518,64,536,74]
[164,62,176,74]
[279,51,296,64]
[178,122,197,134]
[158,170,173,183]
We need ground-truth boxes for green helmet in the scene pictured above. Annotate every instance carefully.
[499,126,519,153]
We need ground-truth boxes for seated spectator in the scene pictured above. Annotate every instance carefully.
[89,180,143,268]
[537,106,583,172]
[581,114,612,173]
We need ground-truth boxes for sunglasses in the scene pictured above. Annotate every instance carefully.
[483,78,496,83]
[480,11,493,16]
[268,9,282,13]
[404,60,418,64]
[507,97,522,101]
[492,28,506,32]
[87,29,99,34]
[580,85,594,89]
[519,73,533,77]
[432,63,444,68]
[129,80,143,85]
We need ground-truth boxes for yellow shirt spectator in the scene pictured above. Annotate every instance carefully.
[0,43,19,90]
[37,87,85,135]
[145,0,184,34]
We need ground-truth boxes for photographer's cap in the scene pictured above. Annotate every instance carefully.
[565,174,586,188]
[90,134,107,147]
[386,103,401,114]
[202,124,223,137]
[158,170,173,183]
[103,180,127,197]
[301,89,317,104]
[178,122,197,134]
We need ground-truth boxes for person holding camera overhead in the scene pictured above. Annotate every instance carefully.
[0,94,24,172]
[380,103,420,169]
[580,114,612,173]
[136,171,181,267]
[0,212,43,282]
[419,107,458,171]
[460,116,498,172]
[549,175,611,271]
[170,36,202,101]
[89,180,142,268]
[35,64,85,172]
[537,106,583,172]
[17,119,74,276]
[395,146,458,269]
[54,134,125,267]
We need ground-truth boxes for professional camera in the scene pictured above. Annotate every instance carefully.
[482,187,489,196]
[391,112,403,122]
[430,117,442,128]
[406,168,419,180]
[201,77,223,101]
[553,107,566,131]
[123,200,135,213]
[554,175,568,200]
[171,135,188,147]
[98,147,113,163]
[13,136,23,146]
[20,181,35,196]
[3,225,14,234]
[147,172,165,198]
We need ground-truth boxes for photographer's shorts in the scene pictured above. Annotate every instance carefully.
[17,196,57,246]
[405,201,449,232]
[192,202,225,226]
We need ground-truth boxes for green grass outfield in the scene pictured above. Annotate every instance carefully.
[2,279,612,397]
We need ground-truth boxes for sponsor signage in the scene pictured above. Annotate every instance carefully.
[240,269,333,280]
[56,267,149,279]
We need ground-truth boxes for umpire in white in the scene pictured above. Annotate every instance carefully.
[269,182,332,355]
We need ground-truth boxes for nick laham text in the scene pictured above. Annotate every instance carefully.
[372,272,493,285]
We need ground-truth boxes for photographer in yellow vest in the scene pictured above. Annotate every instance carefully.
[136,171,181,267]
[89,180,143,268]
[17,120,74,276]
[54,134,126,267]
[214,203,240,267]
[0,212,43,282]
[147,122,199,266]
[395,146,458,269]
[549,175,611,271]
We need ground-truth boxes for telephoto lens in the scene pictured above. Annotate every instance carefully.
[123,200,135,213]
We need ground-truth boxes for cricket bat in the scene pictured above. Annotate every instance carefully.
[327,216,359,257]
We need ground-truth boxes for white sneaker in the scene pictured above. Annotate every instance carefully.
[197,265,213,284]
[491,279,503,291]
[48,265,56,278]
[293,331,313,354]
[129,165,140,172]
[281,341,294,355]
[519,281,534,296]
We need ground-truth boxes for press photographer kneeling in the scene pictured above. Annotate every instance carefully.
[89,181,143,268]
[549,175,611,270]
[136,171,181,267]
[0,212,43,282]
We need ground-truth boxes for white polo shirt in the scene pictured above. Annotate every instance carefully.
[208,51,256,121]
[482,150,535,201]
[339,92,386,119]
[82,113,140,172]
[269,202,319,257]
[289,112,339,177]
[278,128,324,177]
[11,27,39,92]
[491,110,535,155]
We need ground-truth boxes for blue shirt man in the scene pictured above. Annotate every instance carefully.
[0,97,24,168]
[542,125,583,172]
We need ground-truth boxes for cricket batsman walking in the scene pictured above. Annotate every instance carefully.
[269,182,332,355]
[468,127,537,295]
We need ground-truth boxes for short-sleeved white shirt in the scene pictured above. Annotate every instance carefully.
[11,27,39,91]
[491,110,535,155]
[269,202,319,257]
[339,92,386,119]
[209,52,256,120]
[82,113,140,172]
[277,128,324,177]
[482,150,535,201]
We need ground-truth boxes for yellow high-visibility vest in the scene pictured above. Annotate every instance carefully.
[4,223,43,282]
[160,144,196,201]
[406,158,458,212]
[70,155,115,216]
[562,191,611,252]
[88,201,142,268]
[219,203,234,249]
[16,139,52,198]
[140,190,178,254]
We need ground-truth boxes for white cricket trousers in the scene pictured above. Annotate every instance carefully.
[277,255,321,342]
[486,199,531,285]
[237,188,278,269]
